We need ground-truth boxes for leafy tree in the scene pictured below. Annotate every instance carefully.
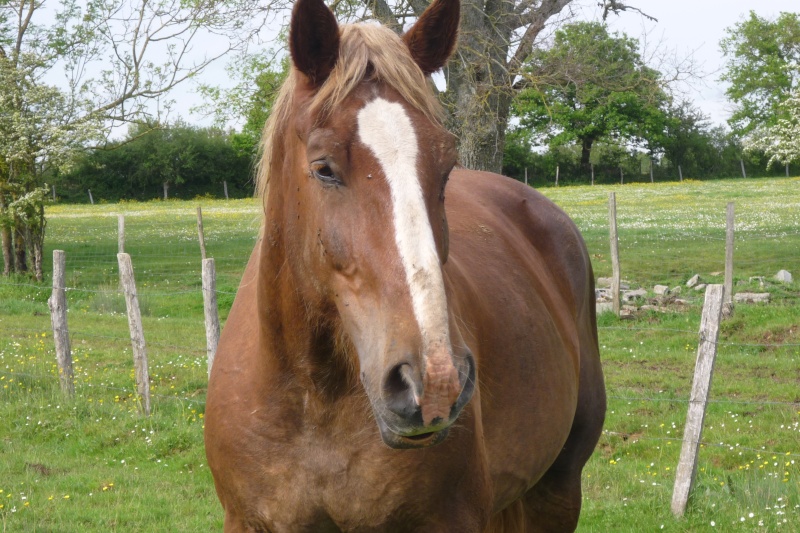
[512,22,668,176]
[744,90,800,167]
[720,11,800,135]
[1,0,268,279]
[62,124,253,201]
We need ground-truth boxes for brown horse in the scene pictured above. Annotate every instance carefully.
[204,0,605,530]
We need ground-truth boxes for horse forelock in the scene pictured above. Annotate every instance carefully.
[256,22,445,207]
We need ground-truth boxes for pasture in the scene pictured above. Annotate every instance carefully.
[1,178,798,531]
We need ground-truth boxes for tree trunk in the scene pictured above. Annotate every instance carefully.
[580,137,594,176]
[14,217,27,273]
[0,193,14,276]
[30,204,46,282]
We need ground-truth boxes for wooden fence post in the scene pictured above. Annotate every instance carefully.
[739,158,746,178]
[197,206,207,260]
[88,189,94,204]
[591,164,594,186]
[678,165,683,182]
[118,214,125,254]
[524,167,528,186]
[555,165,559,186]
[649,159,654,183]
[671,284,725,517]
[47,250,74,396]
[223,181,229,200]
[117,253,151,416]
[608,192,621,317]
[202,258,221,376]
[724,202,734,309]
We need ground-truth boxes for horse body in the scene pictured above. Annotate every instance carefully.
[205,0,604,530]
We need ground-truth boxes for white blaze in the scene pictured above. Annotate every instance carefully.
[357,98,450,349]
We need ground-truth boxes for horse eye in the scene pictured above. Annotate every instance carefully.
[311,162,342,186]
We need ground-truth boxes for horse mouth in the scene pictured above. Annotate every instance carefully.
[377,419,450,449]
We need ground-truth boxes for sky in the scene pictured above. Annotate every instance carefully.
[579,0,798,127]
[181,0,799,130]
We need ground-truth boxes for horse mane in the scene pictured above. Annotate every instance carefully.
[255,22,445,203]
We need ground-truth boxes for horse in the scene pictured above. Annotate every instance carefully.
[204,0,606,530]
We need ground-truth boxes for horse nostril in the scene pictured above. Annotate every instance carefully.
[383,363,419,419]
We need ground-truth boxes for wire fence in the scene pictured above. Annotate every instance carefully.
[1,198,798,519]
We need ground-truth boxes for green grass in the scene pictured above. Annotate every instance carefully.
[1,179,799,531]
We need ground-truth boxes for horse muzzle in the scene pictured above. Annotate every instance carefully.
[374,352,476,449]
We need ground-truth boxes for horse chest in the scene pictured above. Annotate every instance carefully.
[254,425,451,531]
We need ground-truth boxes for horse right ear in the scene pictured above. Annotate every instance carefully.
[290,0,340,87]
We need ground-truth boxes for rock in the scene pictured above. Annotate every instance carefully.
[694,284,707,291]
[653,285,670,295]
[595,288,612,301]
[734,292,771,303]
[596,302,614,314]
[670,286,681,295]
[686,274,701,288]
[775,270,793,283]
[622,289,647,302]
[597,278,630,290]
[640,305,670,313]
[750,276,765,288]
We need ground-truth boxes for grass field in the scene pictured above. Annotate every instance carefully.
[1,178,798,531]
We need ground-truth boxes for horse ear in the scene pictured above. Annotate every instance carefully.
[402,0,460,76]
[289,0,340,87]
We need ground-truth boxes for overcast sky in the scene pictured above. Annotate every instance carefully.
[183,1,798,130]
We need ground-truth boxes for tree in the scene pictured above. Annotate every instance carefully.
[62,123,253,201]
[721,11,800,135]
[744,90,800,168]
[512,21,668,176]
[0,0,269,280]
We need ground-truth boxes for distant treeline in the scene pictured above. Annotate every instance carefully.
[53,123,257,203]
[502,130,798,187]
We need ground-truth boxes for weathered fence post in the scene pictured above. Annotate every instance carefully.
[724,202,734,311]
[88,189,94,205]
[591,164,594,186]
[118,214,125,254]
[671,284,725,517]
[48,250,74,396]
[678,165,683,182]
[197,206,207,260]
[649,159,654,183]
[52,185,56,202]
[555,165,559,187]
[202,258,221,376]
[608,192,621,317]
[117,253,151,416]
[524,167,528,186]
[223,181,229,200]
[739,158,746,178]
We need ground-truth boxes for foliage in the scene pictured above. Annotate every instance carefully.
[513,22,669,176]
[743,91,800,167]
[720,11,800,135]
[60,124,254,202]
[0,0,270,278]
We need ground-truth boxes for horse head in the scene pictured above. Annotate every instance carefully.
[260,0,474,449]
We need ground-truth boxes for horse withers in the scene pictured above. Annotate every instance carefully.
[204,0,606,530]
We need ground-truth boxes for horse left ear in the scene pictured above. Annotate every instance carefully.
[402,0,460,76]
[290,0,340,87]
